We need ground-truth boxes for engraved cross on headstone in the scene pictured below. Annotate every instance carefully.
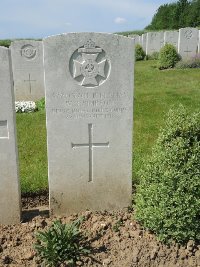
[24,73,36,94]
[184,46,192,57]
[71,123,109,182]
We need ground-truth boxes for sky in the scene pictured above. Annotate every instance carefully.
[0,0,175,39]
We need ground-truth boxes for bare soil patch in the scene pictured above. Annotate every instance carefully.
[0,193,199,267]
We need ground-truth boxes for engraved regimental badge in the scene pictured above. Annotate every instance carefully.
[69,39,111,88]
[184,29,193,40]
[21,44,37,60]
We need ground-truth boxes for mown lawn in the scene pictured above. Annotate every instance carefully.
[16,110,47,193]
[133,60,200,181]
[16,60,200,193]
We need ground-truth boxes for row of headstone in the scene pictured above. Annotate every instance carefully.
[128,27,200,59]
[10,40,45,101]
[6,27,200,102]
[0,33,134,224]
[0,47,21,224]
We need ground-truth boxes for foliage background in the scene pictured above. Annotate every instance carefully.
[146,0,200,30]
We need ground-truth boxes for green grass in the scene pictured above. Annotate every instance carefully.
[16,60,200,192]
[133,60,200,182]
[16,110,47,193]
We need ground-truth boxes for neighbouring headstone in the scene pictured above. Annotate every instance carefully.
[0,47,21,224]
[146,31,164,55]
[198,30,200,53]
[141,33,147,53]
[141,33,147,54]
[43,33,134,215]
[10,40,45,101]
[164,30,179,50]
[138,35,142,45]
[128,34,140,45]
[178,27,199,59]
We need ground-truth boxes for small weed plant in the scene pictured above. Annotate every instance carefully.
[35,218,90,267]
[135,44,145,61]
[36,97,45,111]
[158,43,180,69]
[112,218,123,232]
[135,105,200,243]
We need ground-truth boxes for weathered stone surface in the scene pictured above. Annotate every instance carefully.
[178,27,199,59]
[10,40,45,101]
[43,33,134,215]
[164,30,179,50]
[139,35,142,45]
[0,47,21,224]
[141,33,147,54]
[146,31,164,55]
[128,34,140,45]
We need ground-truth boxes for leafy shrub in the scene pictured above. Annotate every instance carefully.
[35,218,90,266]
[175,54,200,69]
[146,51,159,60]
[135,105,200,243]
[36,97,45,111]
[135,44,145,61]
[158,43,180,69]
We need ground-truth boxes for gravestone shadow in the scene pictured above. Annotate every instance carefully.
[22,207,49,222]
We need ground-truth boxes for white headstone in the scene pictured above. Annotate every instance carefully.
[178,27,199,59]
[164,30,179,50]
[138,35,142,46]
[141,33,147,54]
[10,40,45,101]
[128,34,140,45]
[0,47,21,224]
[146,31,164,55]
[198,30,200,53]
[43,33,134,215]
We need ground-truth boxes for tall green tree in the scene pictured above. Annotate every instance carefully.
[174,0,191,28]
[146,4,177,30]
[188,0,200,27]
[145,0,200,30]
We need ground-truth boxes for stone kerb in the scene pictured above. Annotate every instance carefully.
[10,40,45,101]
[0,47,21,224]
[43,33,134,216]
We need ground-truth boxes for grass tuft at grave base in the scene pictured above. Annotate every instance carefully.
[16,110,48,193]
[16,60,200,193]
